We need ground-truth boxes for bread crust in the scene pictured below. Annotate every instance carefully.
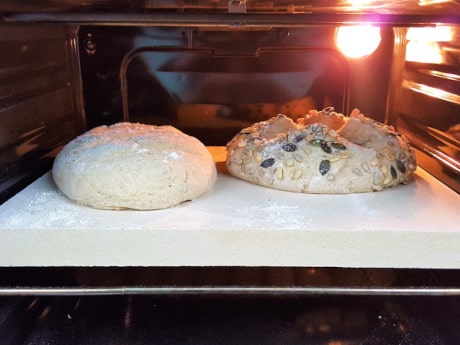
[226,108,417,193]
[52,122,216,210]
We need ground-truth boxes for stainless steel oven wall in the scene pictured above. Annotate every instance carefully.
[388,25,460,193]
[0,24,85,203]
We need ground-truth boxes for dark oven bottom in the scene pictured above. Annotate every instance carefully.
[0,267,459,344]
[1,294,459,345]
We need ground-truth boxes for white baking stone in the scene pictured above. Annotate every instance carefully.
[0,147,459,268]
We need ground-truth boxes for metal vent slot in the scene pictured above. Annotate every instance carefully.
[0,26,84,204]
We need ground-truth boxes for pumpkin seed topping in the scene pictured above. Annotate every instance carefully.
[260,158,275,168]
[320,141,332,154]
[331,142,346,150]
[282,143,297,152]
[319,160,330,175]
[390,165,397,179]
[397,160,406,174]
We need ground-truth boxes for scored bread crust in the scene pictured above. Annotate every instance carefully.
[226,108,417,193]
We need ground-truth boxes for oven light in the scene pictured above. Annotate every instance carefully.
[335,26,381,58]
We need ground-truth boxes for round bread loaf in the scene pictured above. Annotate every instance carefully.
[226,108,416,193]
[52,122,216,210]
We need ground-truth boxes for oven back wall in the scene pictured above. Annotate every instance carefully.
[0,24,85,204]
[79,26,394,145]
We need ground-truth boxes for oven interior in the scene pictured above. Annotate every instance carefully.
[1,1,460,344]
[1,5,459,201]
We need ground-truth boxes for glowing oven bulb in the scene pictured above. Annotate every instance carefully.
[336,25,381,58]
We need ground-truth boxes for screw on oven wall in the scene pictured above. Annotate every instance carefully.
[84,35,97,55]
[276,29,290,43]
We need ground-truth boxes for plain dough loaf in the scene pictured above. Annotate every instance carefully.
[52,122,216,210]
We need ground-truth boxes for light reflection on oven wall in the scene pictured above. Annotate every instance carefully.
[388,24,460,192]
[402,25,460,140]
[405,26,454,64]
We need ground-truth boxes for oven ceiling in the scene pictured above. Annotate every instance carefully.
[0,0,459,13]
[1,1,459,28]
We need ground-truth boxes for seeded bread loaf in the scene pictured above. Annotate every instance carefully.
[226,108,417,193]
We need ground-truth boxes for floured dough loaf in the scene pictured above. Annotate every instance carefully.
[226,108,417,193]
[52,122,216,210]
